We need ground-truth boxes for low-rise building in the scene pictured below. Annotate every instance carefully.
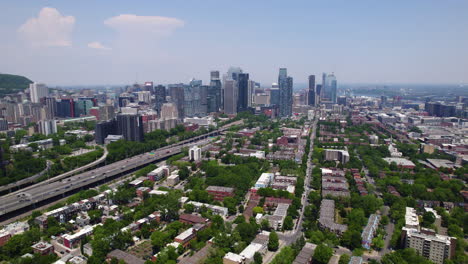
[31,241,54,255]
[206,186,235,201]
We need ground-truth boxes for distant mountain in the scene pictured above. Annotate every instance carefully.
[0,73,33,97]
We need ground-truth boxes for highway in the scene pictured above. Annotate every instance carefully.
[0,120,243,218]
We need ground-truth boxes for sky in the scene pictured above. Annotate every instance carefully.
[0,0,467,86]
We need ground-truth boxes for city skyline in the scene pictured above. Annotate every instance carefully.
[1,1,468,85]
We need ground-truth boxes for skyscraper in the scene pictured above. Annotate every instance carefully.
[237,73,249,112]
[223,79,238,115]
[154,85,166,113]
[95,119,117,144]
[315,84,322,105]
[210,71,220,81]
[208,72,222,113]
[56,98,75,118]
[308,75,316,106]
[278,68,293,117]
[30,83,49,103]
[116,114,144,142]
[321,73,338,103]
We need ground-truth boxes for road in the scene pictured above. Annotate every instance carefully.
[278,117,318,245]
[0,121,243,218]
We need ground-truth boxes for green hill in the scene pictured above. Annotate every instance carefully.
[0,73,33,97]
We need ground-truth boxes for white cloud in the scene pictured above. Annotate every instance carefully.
[87,41,111,50]
[104,14,184,36]
[18,7,75,47]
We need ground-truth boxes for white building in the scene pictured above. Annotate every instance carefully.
[136,91,151,104]
[38,120,57,136]
[189,146,202,162]
[254,173,274,189]
[30,83,48,103]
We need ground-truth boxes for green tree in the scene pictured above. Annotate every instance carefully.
[254,252,263,264]
[421,211,435,228]
[341,230,362,250]
[268,231,279,251]
[338,254,351,264]
[313,244,333,264]
[283,216,294,230]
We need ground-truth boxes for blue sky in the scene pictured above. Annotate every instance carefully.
[0,0,467,86]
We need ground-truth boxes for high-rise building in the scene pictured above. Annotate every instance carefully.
[184,81,206,117]
[154,85,166,113]
[95,119,117,144]
[278,68,293,117]
[38,120,57,136]
[223,79,238,115]
[0,118,8,131]
[116,114,144,142]
[315,84,322,105]
[248,80,256,107]
[237,73,249,112]
[56,99,75,118]
[210,71,220,81]
[269,87,280,106]
[337,96,347,106]
[321,73,338,103]
[30,83,49,103]
[136,91,151,104]
[144,82,153,92]
[208,78,222,113]
[74,98,95,116]
[99,105,115,121]
[308,75,316,106]
[118,96,134,108]
[160,102,179,120]
[425,102,456,117]
[401,207,456,264]
[169,85,185,119]
[44,97,57,119]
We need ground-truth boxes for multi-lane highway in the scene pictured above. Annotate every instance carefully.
[0,120,243,219]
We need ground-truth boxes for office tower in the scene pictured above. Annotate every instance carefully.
[44,97,57,119]
[74,97,95,116]
[0,118,8,131]
[99,105,115,121]
[200,85,208,115]
[226,66,243,81]
[95,119,117,144]
[116,114,144,142]
[56,98,75,118]
[183,80,206,117]
[248,80,256,107]
[237,73,249,112]
[223,79,238,115]
[38,120,57,136]
[315,84,322,105]
[381,96,388,107]
[269,88,280,106]
[144,82,153,92]
[337,96,347,106]
[425,102,456,117]
[169,85,185,118]
[208,73,222,113]
[308,75,316,106]
[154,85,166,113]
[278,68,293,117]
[321,73,338,103]
[30,83,49,103]
[118,95,134,108]
[136,91,151,104]
[160,102,179,120]
[210,71,220,81]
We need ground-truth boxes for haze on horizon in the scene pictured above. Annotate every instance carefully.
[0,0,467,86]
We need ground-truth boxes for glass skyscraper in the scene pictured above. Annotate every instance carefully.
[278,68,293,117]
